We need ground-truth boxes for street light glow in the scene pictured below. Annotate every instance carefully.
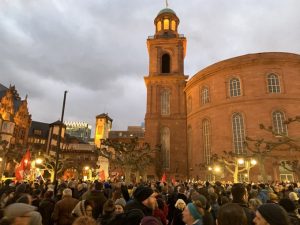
[208,167,212,171]
[35,158,43,164]
[251,159,257,165]
[238,158,244,164]
[214,166,220,172]
[84,166,89,170]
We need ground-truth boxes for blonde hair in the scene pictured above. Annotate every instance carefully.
[175,199,186,210]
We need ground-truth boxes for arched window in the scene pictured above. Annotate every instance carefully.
[157,21,162,32]
[163,19,170,30]
[272,111,287,135]
[202,119,211,165]
[230,78,241,97]
[161,127,170,169]
[171,20,176,31]
[187,96,192,114]
[201,87,210,105]
[161,89,170,115]
[232,113,246,154]
[162,54,170,73]
[267,74,281,93]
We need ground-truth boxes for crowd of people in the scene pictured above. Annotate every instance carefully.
[0,178,299,225]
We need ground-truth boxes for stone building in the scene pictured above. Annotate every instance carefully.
[144,7,300,181]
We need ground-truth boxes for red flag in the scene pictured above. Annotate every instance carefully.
[99,170,105,181]
[171,177,176,185]
[161,172,166,183]
[15,150,31,181]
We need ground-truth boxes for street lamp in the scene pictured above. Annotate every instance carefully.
[251,159,257,165]
[238,158,245,165]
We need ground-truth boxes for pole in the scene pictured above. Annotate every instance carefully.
[53,91,67,192]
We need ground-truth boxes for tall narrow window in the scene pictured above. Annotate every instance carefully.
[162,54,170,73]
[230,78,241,97]
[272,111,287,135]
[187,96,192,114]
[187,126,192,170]
[267,74,281,93]
[157,21,162,32]
[201,87,210,105]
[232,113,246,154]
[161,127,170,169]
[171,20,176,31]
[203,119,211,165]
[161,89,170,115]
[163,19,170,30]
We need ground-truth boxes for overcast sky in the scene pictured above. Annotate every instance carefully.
[1,0,300,134]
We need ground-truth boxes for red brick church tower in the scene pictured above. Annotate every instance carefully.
[144,8,188,180]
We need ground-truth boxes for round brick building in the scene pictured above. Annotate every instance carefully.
[185,52,300,182]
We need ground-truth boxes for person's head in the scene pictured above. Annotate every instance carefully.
[16,194,32,205]
[231,183,248,203]
[133,186,157,210]
[254,203,291,225]
[249,198,262,211]
[140,216,162,225]
[288,192,299,201]
[279,198,297,213]
[72,216,97,225]
[84,200,94,217]
[114,199,125,214]
[182,203,203,225]
[217,203,247,225]
[268,193,279,203]
[62,188,72,197]
[103,199,115,215]
[175,199,186,210]
[44,190,53,199]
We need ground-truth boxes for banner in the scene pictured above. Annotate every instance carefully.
[15,150,31,181]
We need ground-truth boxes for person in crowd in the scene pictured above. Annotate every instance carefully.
[171,199,186,225]
[72,216,97,225]
[16,194,32,205]
[231,183,255,225]
[52,188,79,225]
[85,181,107,219]
[191,192,214,225]
[39,190,55,225]
[209,192,220,222]
[267,193,279,204]
[182,202,204,225]
[141,216,163,225]
[153,197,167,225]
[72,200,94,218]
[253,203,291,225]
[279,198,300,225]
[114,199,125,214]
[97,199,115,225]
[216,203,247,225]
[4,202,42,225]
[257,184,269,204]
[108,208,144,225]
[125,185,157,216]
[249,199,262,212]
[5,183,27,207]
[31,189,42,208]
[289,192,300,212]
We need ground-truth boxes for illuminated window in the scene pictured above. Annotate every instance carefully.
[203,119,211,165]
[161,127,170,169]
[272,111,287,135]
[163,19,169,30]
[157,21,162,31]
[201,87,210,105]
[161,89,170,115]
[171,20,176,31]
[267,74,281,93]
[232,113,246,154]
[230,78,241,97]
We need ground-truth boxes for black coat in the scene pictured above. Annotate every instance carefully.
[125,199,152,216]
[39,198,55,225]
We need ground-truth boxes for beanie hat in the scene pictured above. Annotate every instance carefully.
[257,203,290,225]
[187,203,203,221]
[191,193,207,208]
[115,198,126,208]
[141,216,162,225]
[5,203,36,219]
[133,186,153,202]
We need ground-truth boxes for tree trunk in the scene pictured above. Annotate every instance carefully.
[124,166,131,184]
[50,171,55,183]
[233,163,239,183]
[258,155,267,182]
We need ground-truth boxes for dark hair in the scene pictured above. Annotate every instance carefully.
[279,198,296,212]
[217,203,247,225]
[231,183,246,202]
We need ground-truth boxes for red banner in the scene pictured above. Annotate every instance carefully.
[15,150,31,181]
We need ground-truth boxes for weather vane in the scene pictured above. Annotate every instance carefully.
[165,0,169,8]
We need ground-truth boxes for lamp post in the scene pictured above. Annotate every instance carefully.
[53,91,67,191]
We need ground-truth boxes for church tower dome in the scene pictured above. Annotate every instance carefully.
[154,7,180,38]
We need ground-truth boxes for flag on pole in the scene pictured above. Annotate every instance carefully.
[15,150,31,181]
[161,172,166,183]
